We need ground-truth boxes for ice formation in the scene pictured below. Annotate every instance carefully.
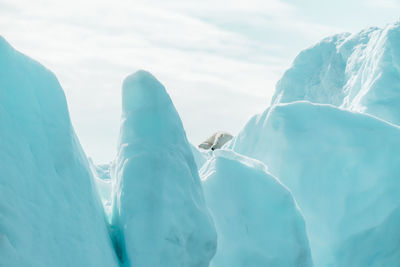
[201,150,313,267]
[93,162,112,180]
[272,21,400,125]
[89,160,113,219]
[231,101,400,266]
[190,143,208,169]
[110,70,217,266]
[0,37,118,266]
[3,18,400,267]
[230,22,400,265]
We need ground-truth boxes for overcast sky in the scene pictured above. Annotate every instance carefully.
[1,0,399,162]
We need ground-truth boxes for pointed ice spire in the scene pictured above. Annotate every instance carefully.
[0,37,118,267]
[111,70,217,267]
[119,70,188,147]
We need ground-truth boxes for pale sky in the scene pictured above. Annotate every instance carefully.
[1,0,399,162]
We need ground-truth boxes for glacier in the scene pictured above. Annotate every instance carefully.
[2,18,400,267]
[231,101,400,266]
[200,150,313,267]
[272,21,400,125]
[109,70,217,266]
[229,19,400,267]
[229,21,400,266]
[0,37,119,266]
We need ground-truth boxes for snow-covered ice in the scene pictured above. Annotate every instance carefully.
[0,36,118,267]
[110,70,217,266]
[272,21,400,125]
[231,101,400,266]
[201,149,313,267]
[3,18,400,267]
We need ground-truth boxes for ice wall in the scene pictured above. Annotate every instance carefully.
[0,37,118,267]
[272,21,400,125]
[232,101,400,266]
[201,150,313,267]
[110,70,217,266]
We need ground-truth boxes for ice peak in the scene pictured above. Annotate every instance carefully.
[122,70,172,114]
[271,20,400,125]
[0,36,119,267]
[119,70,185,146]
[112,71,217,267]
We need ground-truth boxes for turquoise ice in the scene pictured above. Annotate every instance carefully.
[201,150,313,267]
[2,19,400,267]
[232,101,400,266]
[109,70,217,267]
[0,37,119,267]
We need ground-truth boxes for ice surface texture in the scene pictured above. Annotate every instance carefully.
[241,22,400,265]
[0,37,118,266]
[110,70,217,266]
[0,37,217,266]
[272,21,400,125]
[201,150,313,267]
[3,18,400,267]
[190,143,209,169]
[232,101,400,266]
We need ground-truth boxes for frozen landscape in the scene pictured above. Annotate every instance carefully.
[2,18,400,267]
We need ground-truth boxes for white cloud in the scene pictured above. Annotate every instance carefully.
[366,0,400,9]
[0,0,350,162]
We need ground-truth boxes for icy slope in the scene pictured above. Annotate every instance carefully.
[0,37,118,266]
[336,207,400,267]
[190,143,208,169]
[201,150,313,267]
[272,21,400,125]
[231,101,400,266]
[89,160,113,220]
[110,70,217,266]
